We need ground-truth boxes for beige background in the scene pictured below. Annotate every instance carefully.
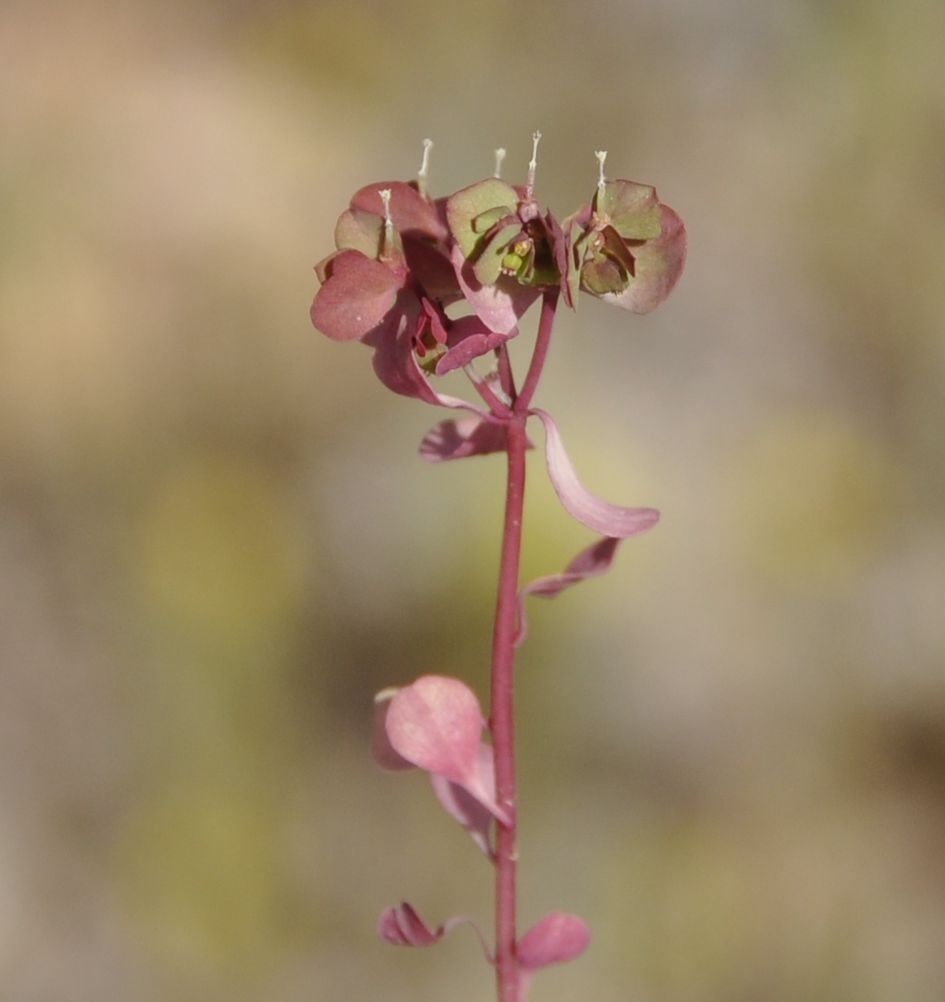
[2,0,944,999]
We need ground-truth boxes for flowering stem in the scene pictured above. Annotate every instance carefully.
[490,290,557,1002]
[491,413,527,1002]
[497,344,517,401]
[516,289,558,414]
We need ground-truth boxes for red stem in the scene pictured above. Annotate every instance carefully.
[490,289,558,1002]
[497,344,517,401]
[490,414,527,1002]
[515,289,558,414]
[464,364,513,418]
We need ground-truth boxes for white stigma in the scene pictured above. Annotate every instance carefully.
[595,150,608,199]
[493,147,507,179]
[417,138,433,194]
[379,188,394,258]
[525,130,542,200]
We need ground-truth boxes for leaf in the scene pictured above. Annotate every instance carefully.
[595,180,662,240]
[385,676,510,825]
[419,414,533,463]
[446,178,520,259]
[334,208,385,259]
[430,743,497,858]
[402,237,461,302]
[517,912,590,971]
[350,181,446,241]
[435,315,509,375]
[419,416,509,462]
[371,688,414,771]
[384,676,484,787]
[599,204,687,314]
[530,409,660,538]
[367,309,488,416]
[310,250,401,342]
[377,902,443,947]
[378,904,493,962]
[516,537,622,646]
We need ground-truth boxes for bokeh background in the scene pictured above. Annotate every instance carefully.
[2,0,944,999]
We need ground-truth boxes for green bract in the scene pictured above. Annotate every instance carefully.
[565,179,687,314]
[446,179,519,259]
[446,179,559,291]
[594,180,662,240]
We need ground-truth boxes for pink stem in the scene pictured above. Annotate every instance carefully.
[515,289,558,415]
[497,344,517,401]
[490,414,527,1002]
[464,364,513,418]
[490,290,558,1002]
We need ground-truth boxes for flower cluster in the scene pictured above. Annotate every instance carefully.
[310,136,685,407]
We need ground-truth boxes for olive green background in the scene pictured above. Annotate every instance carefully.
[2,1,944,999]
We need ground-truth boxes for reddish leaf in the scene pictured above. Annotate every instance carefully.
[385,676,510,825]
[430,743,496,858]
[516,537,622,646]
[371,689,414,771]
[403,236,461,302]
[351,181,447,241]
[378,902,442,947]
[419,416,510,463]
[310,250,401,342]
[384,676,484,787]
[517,912,590,971]
[530,409,660,538]
[368,310,488,416]
[436,315,509,375]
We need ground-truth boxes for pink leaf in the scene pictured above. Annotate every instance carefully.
[384,676,484,787]
[379,904,493,963]
[310,250,401,342]
[530,409,660,538]
[371,688,414,771]
[522,536,622,599]
[516,537,622,647]
[351,181,447,241]
[419,416,509,463]
[517,912,591,971]
[368,312,488,416]
[435,315,509,375]
[377,902,443,947]
[384,676,511,826]
[430,743,497,858]
[403,237,461,303]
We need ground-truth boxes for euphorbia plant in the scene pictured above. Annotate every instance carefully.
[310,134,685,1001]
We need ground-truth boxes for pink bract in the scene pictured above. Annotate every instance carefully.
[517,911,590,970]
[384,675,510,825]
[516,536,623,647]
[377,902,443,947]
[530,409,660,538]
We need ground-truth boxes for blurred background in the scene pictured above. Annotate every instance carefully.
[2,0,944,999]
